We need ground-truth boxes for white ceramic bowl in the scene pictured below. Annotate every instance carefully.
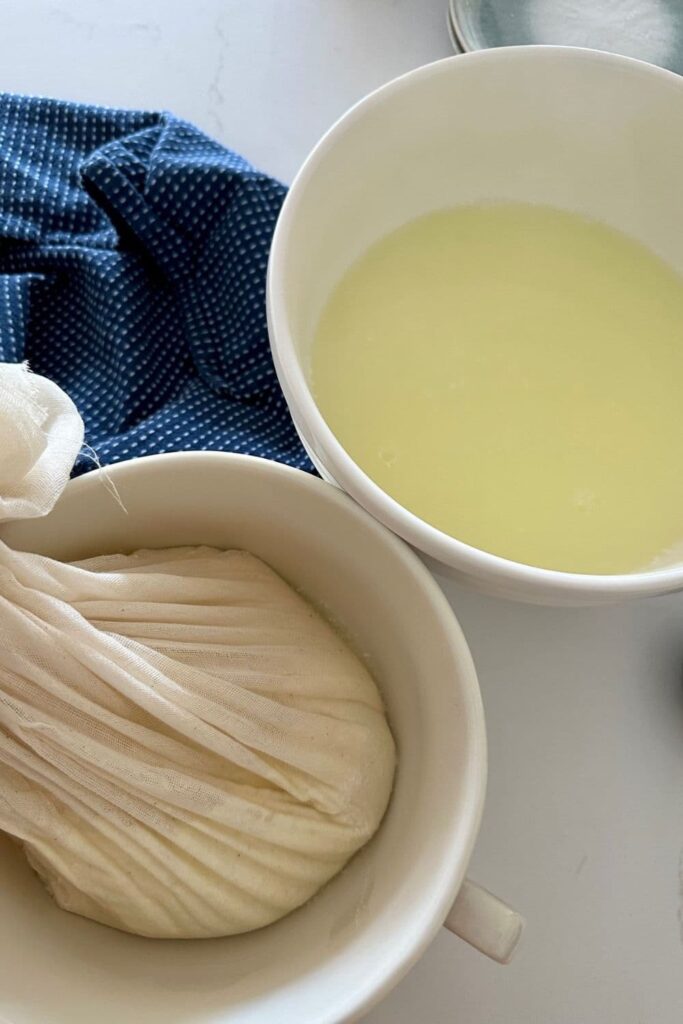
[267,45,683,605]
[0,453,519,1024]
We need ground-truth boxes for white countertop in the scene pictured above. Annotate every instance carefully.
[4,1,683,1020]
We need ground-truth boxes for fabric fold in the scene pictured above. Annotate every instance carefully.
[0,94,311,473]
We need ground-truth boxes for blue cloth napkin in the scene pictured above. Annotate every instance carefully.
[0,94,313,476]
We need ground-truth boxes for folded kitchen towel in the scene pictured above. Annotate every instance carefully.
[0,94,313,475]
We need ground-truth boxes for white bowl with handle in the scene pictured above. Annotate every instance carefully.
[267,45,683,605]
[0,452,521,1024]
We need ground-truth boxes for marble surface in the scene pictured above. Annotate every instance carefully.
[2,1,683,1020]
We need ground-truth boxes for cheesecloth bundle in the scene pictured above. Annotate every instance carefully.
[0,364,396,938]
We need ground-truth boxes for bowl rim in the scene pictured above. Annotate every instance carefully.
[267,44,683,601]
[4,450,488,1023]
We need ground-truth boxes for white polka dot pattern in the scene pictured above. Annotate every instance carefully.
[0,95,313,475]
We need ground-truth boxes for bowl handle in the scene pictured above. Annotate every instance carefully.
[444,878,524,964]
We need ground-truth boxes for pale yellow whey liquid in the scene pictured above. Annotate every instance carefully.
[311,204,683,574]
